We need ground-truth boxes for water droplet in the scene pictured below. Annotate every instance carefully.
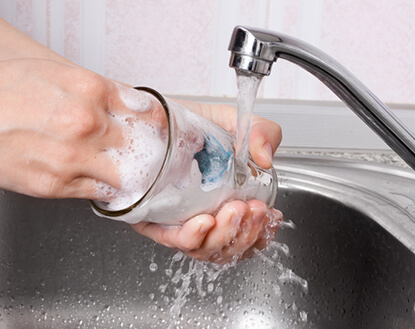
[273,285,281,297]
[158,284,167,294]
[279,219,297,230]
[149,262,158,272]
[299,279,309,294]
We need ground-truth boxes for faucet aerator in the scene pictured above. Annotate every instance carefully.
[229,53,272,76]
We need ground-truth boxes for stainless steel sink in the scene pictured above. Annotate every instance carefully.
[0,154,414,328]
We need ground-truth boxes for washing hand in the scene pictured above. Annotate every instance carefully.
[131,100,283,264]
[0,59,124,199]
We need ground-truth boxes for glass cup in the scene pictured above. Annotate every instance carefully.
[91,87,277,225]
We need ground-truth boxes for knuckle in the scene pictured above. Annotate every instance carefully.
[64,106,102,137]
[74,69,108,97]
[33,171,64,198]
[75,108,99,136]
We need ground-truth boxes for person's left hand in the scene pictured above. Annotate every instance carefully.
[131,100,283,264]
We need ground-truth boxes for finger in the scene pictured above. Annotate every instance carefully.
[45,147,121,199]
[171,100,237,133]
[80,151,121,190]
[58,176,99,199]
[130,215,215,250]
[164,215,216,250]
[239,208,283,261]
[96,115,125,149]
[265,208,284,236]
[8,158,98,199]
[249,118,282,169]
[130,222,175,248]
[214,200,268,263]
[109,85,139,115]
[112,85,169,131]
[197,200,249,254]
[173,100,282,170]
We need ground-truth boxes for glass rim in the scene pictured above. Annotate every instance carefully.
[90,86,172,217]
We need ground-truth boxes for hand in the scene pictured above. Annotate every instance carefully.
[132,200,283,264]
[173,99,282,170]
[132,99,283,263]
[0,58,125,199]
[0,19,284,263]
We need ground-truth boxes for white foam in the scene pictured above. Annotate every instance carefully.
[95,88,168,211]
[117,85,153,113]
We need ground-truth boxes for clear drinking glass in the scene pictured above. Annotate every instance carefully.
[91,87,277,225]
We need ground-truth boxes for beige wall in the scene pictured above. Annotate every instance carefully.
[2,0,415,104]
[2,0,415,149]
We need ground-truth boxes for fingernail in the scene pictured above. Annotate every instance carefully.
[262,142,273,164]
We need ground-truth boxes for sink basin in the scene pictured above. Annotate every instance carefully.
[0,154,414,328]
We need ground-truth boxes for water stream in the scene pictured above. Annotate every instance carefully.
[234,71,263,188]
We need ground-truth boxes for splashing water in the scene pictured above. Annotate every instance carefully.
[145,213,308,328]
[234,72,263,189]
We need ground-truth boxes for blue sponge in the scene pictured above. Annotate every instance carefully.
[194,135,232,186]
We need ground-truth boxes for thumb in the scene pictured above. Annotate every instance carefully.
[249,118,282,169]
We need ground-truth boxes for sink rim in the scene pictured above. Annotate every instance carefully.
[274,153,415,254]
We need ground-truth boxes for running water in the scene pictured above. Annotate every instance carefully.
[152,73,310,327]
[148,73,310,328]
[234,71,263,188]
[145,216,309,329]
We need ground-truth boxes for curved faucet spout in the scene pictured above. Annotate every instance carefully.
[228,25,415,170]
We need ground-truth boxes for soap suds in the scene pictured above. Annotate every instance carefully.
[95,88,168,211]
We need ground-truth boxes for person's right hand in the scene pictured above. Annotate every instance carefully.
[0,58,124,199]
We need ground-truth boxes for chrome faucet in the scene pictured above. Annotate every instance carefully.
[228,26,415,170]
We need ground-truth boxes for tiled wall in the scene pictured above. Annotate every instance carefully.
[2,0,415,104]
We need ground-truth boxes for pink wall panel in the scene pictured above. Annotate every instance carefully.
[3,0,415,104]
